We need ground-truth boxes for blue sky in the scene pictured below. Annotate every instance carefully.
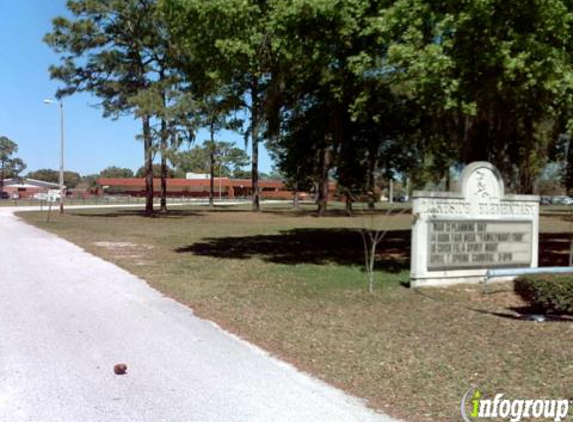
[0,0,273,176]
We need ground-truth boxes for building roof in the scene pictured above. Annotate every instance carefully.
[1,178,61,189]
[96,178,286,189]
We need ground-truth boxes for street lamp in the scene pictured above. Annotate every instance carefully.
[43,98,65,213]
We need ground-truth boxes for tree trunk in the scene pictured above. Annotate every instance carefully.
[464,105,491,163]
[565,138,573,194]
[0,160,5,195]
[317,144,330,216]
[142,115,154,217]
[251,82,260,212]
[293,180,299,208]
[519,115,535,194]
[158,70,168,213]
[345,189,353,216]
[160,118,168,214]
[209,149,215,207]
[445,169,451,192]
[367,149,377,210]
[367,194,376,210]
[369,241,376,293]
[389,179,394,203]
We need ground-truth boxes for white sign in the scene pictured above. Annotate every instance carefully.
[410,162,539,287]
[35,190,60,202]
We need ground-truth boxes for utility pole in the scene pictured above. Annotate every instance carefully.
[44,99,65,213]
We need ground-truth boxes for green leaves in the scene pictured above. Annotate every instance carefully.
[0,136,26,180]
[365,0,573,192]
[45,0,573,200]
[45,0,165,117]
[172,142,249,176]
[0,137,18,163]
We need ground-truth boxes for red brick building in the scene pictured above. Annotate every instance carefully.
[96,177,300,199]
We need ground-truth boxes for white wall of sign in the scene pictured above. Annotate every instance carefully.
[410,162,539,287]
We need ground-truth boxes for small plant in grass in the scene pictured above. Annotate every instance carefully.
[359,206,408,293]
[514,274,573,314]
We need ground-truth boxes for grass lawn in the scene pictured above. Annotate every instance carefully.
[0,197,141,207]
[18,203,573,422]
[0,196,234,207]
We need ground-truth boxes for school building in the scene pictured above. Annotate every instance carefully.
[0,178,62,199]
[95,177,303,200]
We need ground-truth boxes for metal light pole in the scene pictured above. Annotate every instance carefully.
[44,99,65,213]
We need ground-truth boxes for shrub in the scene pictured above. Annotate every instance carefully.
[514,274,573,314]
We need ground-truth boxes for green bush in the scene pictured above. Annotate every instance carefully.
[514,274,573,314]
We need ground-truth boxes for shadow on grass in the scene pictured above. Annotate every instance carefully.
[507,305,573,320]
[468,308,573,322]
[66,205,411,219]
[539,232,573,266]
[68,209,204,218]
[414,288,573,322]
[175,228,410,272]
[182,206,412,218]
